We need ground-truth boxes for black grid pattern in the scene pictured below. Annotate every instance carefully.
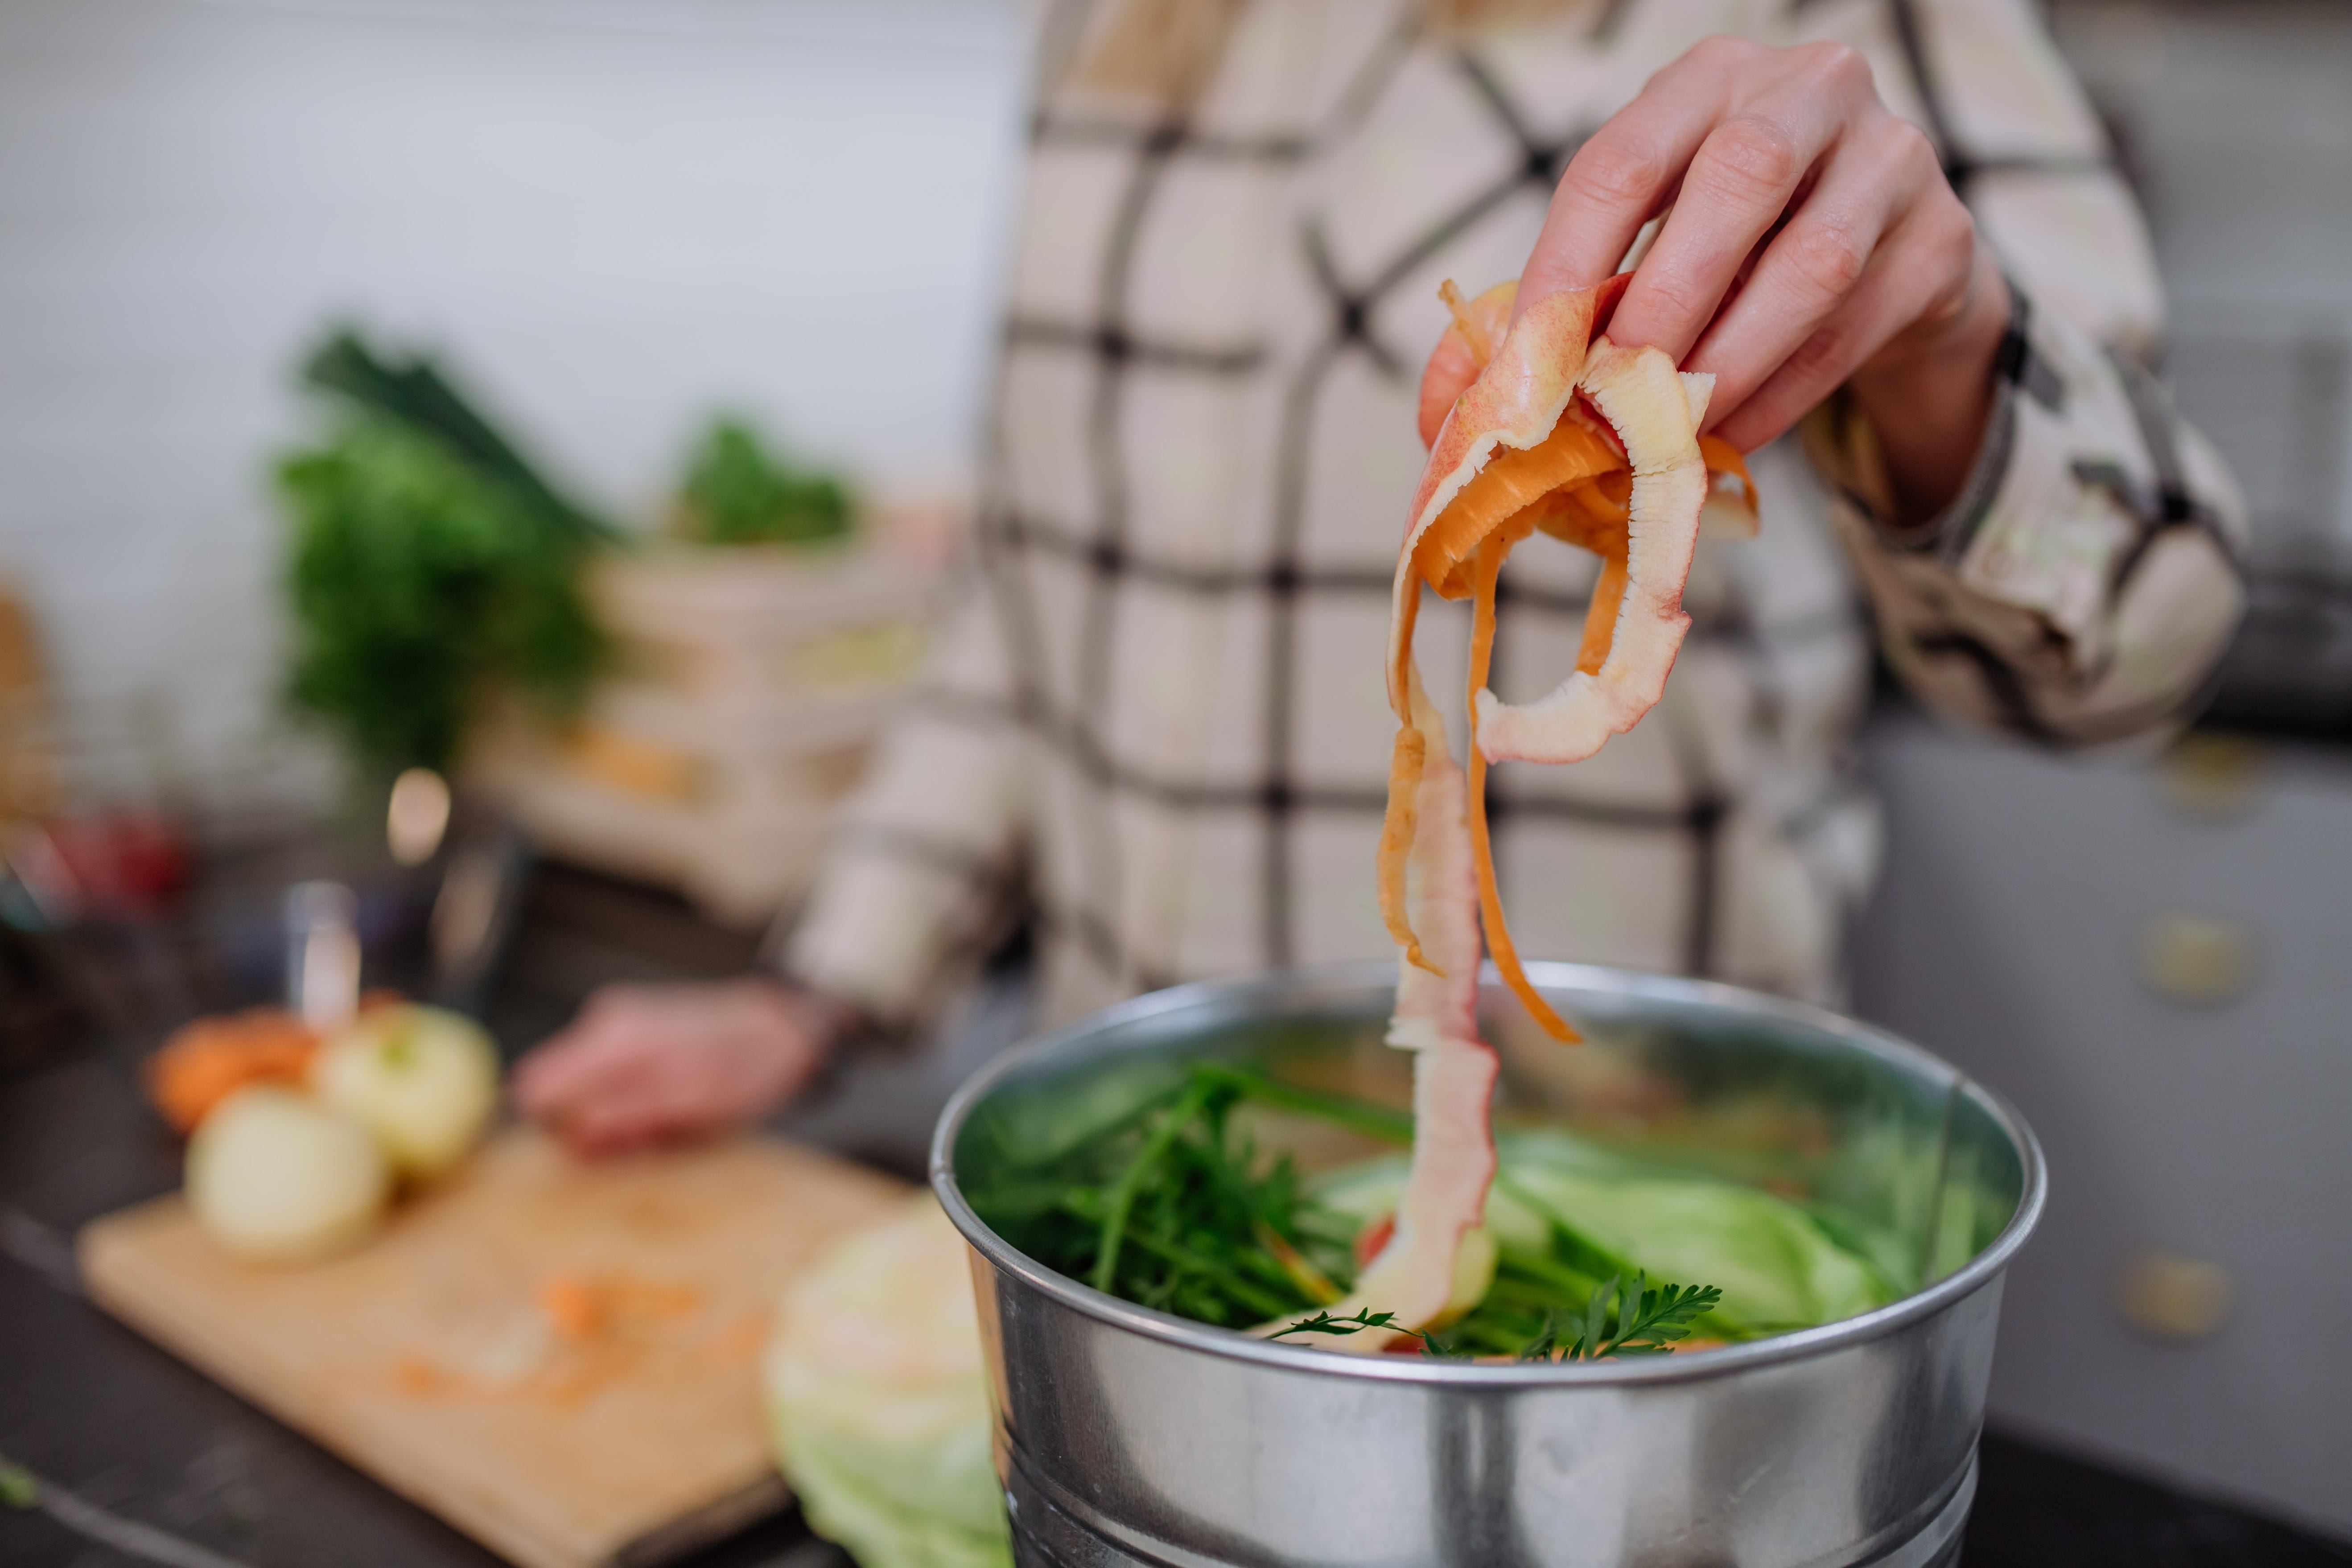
[781,0,2249,1033]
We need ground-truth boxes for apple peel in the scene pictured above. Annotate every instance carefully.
[1380,276,1753,1050]
[1279,277,1756,1350]
[1263,663,1497,1350]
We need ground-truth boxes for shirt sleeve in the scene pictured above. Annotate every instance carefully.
[776,569,1033,1033]
[1792,0,2250,745]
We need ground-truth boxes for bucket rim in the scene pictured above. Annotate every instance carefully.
[930,960,2047,1387]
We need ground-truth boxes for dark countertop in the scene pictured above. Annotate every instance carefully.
[3,858,2344,1568]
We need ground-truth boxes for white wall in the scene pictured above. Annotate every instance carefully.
[0,0,1027,831]
[8,0,2344,835]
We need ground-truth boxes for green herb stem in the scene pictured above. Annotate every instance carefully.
[1189,1063,1413,1144]
[1091,1082,1215,1294]
[1113,1228,1300,1321]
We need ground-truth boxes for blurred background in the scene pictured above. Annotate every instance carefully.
[0,1,2347,1566]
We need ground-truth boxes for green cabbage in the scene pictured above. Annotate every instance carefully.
[763,1198,1011,1568]
[1316,1129,1901,1337]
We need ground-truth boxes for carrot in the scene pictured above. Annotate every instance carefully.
[144,1009,320,1134]
[1466,532,1580,1044]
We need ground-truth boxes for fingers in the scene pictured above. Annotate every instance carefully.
[1499,35,1989,465]
[1517,40,1749,308]
[537,1042,728,1159]
[557,1074,733,1158]
[1709,198,1988,453]
[1603,45,1881,360]
[515,985,684,1152]
[1518,40,1874,337]
[512,1010,640,1121]
[1679,113,1939,429]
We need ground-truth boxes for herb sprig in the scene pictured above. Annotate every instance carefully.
[1515,1274,1722,1361]
[1270,1275,1719,1363]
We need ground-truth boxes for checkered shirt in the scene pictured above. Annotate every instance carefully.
[782,0,2248,1036]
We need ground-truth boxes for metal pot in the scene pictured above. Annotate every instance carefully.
[932,962,2046,1568]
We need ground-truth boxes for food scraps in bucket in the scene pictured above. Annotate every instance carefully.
[963,281,1860,1361]
[960,1062,1898,1362]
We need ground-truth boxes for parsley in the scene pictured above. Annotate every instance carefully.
[1265,1309,1470,1358]
[1269,1275,1718,1362]
[1521,1274,1722,1362]
[1266,1308,1404,1340]
[674,417,854,547]
[967,1068,1364,1329]
[279,329,608,777]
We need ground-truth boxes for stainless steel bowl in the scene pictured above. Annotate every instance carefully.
[931,962,2046,1568]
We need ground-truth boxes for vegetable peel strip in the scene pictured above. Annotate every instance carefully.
[1376,720,1431,970]
[1376,582,1432,972]
[1380,275,1754,1025]
[1466,530,1580,1043]
[1700,434,1758,517]
[1269,275,1758,1350]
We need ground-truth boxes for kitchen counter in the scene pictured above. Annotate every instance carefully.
[3,857,2344,1568]
[0,994,857,1568]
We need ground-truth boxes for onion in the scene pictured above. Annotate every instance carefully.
[186,1086,391,1262]
[311,1005,499,1181]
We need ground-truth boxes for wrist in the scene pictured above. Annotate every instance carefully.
[1847,245,2011,526]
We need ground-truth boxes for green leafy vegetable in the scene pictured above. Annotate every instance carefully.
[277,329,607,777]
[962,1059,1901,1361]
[302,330,609,540]
[675,416,854,547]
[764,1200,1012,1568]
[962,1067,1358,1330]
[1092,1078,1216,1292]
[0,1455,34,1510]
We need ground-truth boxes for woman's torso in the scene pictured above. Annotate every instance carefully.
[982,0,1883,1028]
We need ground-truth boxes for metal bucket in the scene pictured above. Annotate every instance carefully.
[931,962,2046,1568]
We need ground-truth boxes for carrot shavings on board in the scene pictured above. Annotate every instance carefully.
[379,1272,714,1406]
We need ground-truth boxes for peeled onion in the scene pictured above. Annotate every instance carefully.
[186,1086,391,1262]
[311,1005,499,1181]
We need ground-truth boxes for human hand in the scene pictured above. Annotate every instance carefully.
[514,978,847,1157]
[1508,36,2010,519]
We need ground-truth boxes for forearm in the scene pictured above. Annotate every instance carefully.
[1818,283,2249,746]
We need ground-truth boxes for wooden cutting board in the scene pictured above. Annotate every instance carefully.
[79,1128,910,1568]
